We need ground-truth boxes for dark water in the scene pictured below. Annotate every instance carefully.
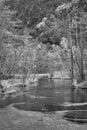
[1,78,87,124]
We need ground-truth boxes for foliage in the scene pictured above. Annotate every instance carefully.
[4,0,71,27]
[0,2,36,77]
[1,0,87,78]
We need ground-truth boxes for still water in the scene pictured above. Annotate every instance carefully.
[1,78,87,124]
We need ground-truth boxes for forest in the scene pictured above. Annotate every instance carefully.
[0,0,87,84]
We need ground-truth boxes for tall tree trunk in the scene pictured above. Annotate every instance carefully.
[77,20,85,83]
[77,47,85,83]
[75,14,85,83]
[69,14,74,84]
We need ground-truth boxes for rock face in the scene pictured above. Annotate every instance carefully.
[60,37,68,50]
[52,71,70,79]
[1,79,22,88]
[36,17,47,31]
[55,2,72,14]
[55,0,79,15]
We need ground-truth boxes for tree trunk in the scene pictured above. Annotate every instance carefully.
[70,48,74,83]
[77,48,85,83]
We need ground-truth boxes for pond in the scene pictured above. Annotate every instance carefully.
[0,78,87,124]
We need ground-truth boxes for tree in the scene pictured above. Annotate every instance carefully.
[0,4,14,76]
[4,0,71,27]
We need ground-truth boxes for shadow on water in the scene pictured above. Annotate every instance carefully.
[1,78,87,124]
[63,110,87,124]
[13,102,65,113]
[63,88,87,124]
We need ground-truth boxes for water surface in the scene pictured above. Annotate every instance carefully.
[0,78,87,124]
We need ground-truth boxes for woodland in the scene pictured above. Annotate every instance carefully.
[0,0,87,82]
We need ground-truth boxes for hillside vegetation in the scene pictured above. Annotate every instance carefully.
[0,0,87,79]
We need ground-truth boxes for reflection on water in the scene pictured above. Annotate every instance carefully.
[1,78,87,107]
[0,78,72,107]
[70,88,87,103]
[0,78,87,124]
[64,88,87,124]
